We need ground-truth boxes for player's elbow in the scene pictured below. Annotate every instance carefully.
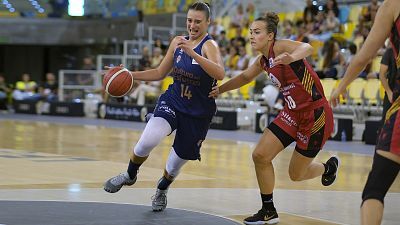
[214,67,225,80]
[304,43,313,56]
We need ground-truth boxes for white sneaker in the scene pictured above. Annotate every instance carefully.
[103,172,136,193]
[151,188,168,211]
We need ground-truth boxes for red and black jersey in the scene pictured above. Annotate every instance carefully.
[260,41,326,111]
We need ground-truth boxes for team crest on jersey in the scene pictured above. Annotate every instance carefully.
[176,55,181,63]
[268,73,281,88]
[269,57,275,68]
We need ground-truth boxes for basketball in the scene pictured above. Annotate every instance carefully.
[103,67,134,97]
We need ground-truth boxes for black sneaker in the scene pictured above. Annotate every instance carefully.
[322,155,340,186]
[243,208,279,225]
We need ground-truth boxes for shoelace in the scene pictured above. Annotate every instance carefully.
[111,173,128,185]
[152,192,166,205]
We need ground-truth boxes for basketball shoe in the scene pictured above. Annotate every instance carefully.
[322,155,340,186]
[151,188,168,211]
[243,208,279,224]
[103,172,137,193]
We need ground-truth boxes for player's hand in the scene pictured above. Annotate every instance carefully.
[104,64,124,70]
[329,87,346,107]
[387,89,393,103]
[176,37,195,57]
[273,52,294,65]
[208,86,220,98]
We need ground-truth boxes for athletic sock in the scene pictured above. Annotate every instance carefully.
[127,160,140,179]
[157,176,173,190]
[261,193,276,211]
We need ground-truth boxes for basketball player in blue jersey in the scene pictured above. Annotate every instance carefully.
[103,2,225,212]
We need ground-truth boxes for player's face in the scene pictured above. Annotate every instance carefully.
[249,21,274,52]
[186,10,209,40]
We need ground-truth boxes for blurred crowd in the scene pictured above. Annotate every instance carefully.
[0,0,388,112]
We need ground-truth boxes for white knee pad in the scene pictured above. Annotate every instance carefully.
[165,148,188,177]
[134,116,171,157]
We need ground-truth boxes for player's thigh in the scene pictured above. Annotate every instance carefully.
[253,126,291,162]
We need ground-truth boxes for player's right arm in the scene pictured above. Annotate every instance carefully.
[131,37,180,81]
[209,55,264,98]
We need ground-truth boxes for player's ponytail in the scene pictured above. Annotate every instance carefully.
[255,11,279,39]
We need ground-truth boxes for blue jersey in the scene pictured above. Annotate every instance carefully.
[163,34,217,118]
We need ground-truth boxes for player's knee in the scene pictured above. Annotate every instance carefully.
[134,141,155,157]
[288,169,304,181]
[252,150,272,164]
[361,153,400,205]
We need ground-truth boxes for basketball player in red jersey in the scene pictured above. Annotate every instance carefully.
[209,12,338,224]
[331,0,399,224]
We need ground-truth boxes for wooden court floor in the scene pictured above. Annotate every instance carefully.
[0,118,399,225]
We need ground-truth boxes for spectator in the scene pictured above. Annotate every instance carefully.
[81,56,96,70]
[217,30,229,49]
[154,37,167,54]
[0,74,12,109]
[281,20,296,40]
[323,0,339,18]
[236,46,250,71]
[139,46,152,70]
[324,10,340,33]
[39,72,58,102]
[303,0,318,23]
[322,39,345,79]
[130,81,161,106]
[12,73,40,101]
[230,26,246,48]
[209,20,224,39]
[151,47,164,68]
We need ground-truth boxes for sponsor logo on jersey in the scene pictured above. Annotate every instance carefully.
[280,111,297,127]
[297,132,308,144]
[158,104,176,118]
[176,55,181,63]
[268,73,281,88]
[269,57,275,68]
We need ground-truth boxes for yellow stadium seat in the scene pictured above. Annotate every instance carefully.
[221,15,231,30]
[161,76,174,92]
[294,11,303,21]
[219,77,239,99]
[310,40,324,60]
[379,84,386,101]
[239,80,255,100]
[320,78,337,99]
[348,5,362,23]
[348,78,366,105]
[363,78,381,105]
[277,12,286,22]
[371,56,383,74]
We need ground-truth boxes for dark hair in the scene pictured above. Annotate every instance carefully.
[188,1,211,20]
[255,12,279,38]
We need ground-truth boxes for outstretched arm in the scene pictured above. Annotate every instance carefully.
[130,37,180,81]
[209,56,263,97]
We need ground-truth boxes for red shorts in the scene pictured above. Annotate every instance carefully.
[271,99,333,151]
[376,99,400,156]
